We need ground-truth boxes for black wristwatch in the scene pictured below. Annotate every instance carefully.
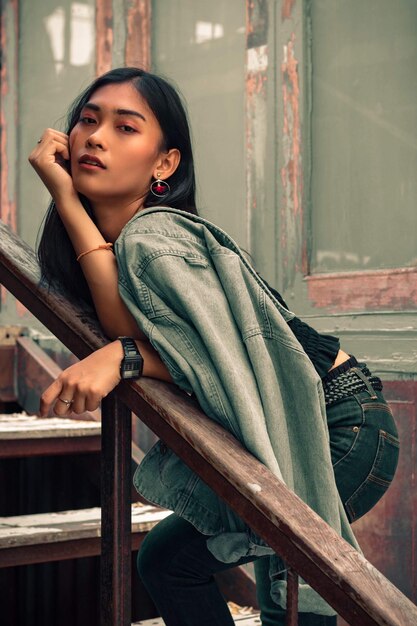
[118,337,144,380]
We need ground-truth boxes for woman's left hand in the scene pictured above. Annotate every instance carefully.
[40,341,124,417]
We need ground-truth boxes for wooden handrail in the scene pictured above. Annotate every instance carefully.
[1,219,416,625]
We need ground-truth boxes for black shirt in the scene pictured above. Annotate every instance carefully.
[265,282,340,379]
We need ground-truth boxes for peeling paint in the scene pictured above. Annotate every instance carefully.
[0,0,18,233]
[125,0,151,70]
[247,482,262,493]
[95,0,113,76]
[0,0,19,309]
[282,0,296,22]
[245,1,270,263]
[246,0,268,49]
[280,33,304,287]
[307,268,417,313]
[247,44,268,73]
[281,35,301,215]
[245,44,268,254]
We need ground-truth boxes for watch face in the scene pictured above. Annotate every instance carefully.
[122,367,141,379]
[120,341,143,379]
[122,358,141,378]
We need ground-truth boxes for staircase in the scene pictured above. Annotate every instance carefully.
[0,333,260,625]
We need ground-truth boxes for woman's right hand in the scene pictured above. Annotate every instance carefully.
[28,128,77,203]
[40,341,124,417]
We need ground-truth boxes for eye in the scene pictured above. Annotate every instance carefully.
[119,124,137,133]
[79,116,96,125]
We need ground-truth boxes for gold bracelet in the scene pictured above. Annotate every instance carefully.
[76,243,113,262]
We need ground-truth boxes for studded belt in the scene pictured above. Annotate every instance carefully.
[322,358,383,407]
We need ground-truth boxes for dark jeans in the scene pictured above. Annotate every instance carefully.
[254,390,399,626]
[137,390,399,626]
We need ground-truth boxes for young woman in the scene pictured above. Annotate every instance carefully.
[29,67,399,626]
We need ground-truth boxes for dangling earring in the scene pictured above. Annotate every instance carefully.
[150,172,171,198]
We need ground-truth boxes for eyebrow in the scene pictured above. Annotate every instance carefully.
[82,102,146,122]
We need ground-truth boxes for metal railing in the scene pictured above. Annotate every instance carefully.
[1,219,416,626]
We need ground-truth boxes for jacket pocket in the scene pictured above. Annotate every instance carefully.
[345,428,400,522]
[136,251,211,318]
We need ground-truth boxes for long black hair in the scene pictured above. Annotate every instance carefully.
[37,67,197,306]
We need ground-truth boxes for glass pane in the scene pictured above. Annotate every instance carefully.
[19,0,96,248]
[310,0,417,273]
[152,0,246,247]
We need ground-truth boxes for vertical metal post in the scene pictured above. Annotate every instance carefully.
[285,567,299,626]
[100,390,132,626]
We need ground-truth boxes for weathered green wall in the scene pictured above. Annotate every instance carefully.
[1,0,416,382]
[152,0,247,248]
[310,0,417,273]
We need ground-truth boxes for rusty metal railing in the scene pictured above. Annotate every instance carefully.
[1,219,416,626]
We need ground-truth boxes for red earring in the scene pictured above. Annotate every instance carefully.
[150,173,170,198]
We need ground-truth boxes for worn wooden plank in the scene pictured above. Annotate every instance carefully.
[0,532,149,569]
[0,503,170,549]
[0,414,101,439]
[0,435,101,458]
[1,221,417,624]
[133,612,261,626]
[0,412,101,457]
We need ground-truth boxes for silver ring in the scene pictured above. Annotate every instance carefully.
[58,397,73,406]
[37,139,42,144]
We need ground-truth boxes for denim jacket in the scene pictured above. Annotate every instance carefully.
[115,207,360,614]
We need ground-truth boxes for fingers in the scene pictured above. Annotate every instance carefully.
[37,128,69,143]
[40,378,63,417]
[55,385,77,416]
[28,128,74,199]
[40,345,123,418]
[40,379,102,417]
[29,129,69,167]
[30,129,70,163]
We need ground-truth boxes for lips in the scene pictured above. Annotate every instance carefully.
[78,153,106,168]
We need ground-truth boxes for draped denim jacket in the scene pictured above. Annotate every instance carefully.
[115,207,360,614]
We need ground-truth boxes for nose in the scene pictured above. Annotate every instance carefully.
[86,130,106,150]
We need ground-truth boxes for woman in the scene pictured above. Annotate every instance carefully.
[29,67,399,626]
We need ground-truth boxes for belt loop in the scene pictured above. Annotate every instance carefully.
[351,367,377,400]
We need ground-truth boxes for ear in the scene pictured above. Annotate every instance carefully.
[154,148,181,180]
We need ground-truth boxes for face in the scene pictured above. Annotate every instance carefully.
[69,82,169,208]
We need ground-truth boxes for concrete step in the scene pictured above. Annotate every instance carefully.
[0,412,101,457]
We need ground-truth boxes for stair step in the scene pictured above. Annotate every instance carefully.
[0,502,170,547]
[133,610,261,625]
[0,413,101,438]
[0,412,101,457]
[0,503,171,567]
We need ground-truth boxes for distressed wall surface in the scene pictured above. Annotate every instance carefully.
[274,0,416,610]
[152,0,247,248]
